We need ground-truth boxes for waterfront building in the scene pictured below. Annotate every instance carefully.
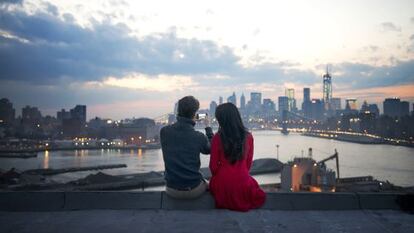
[22,105,42,126]
[401,101,409,117]
[70,105,87,124]
[360,101,380,117]
[383,98,400,118]
[62,118,84,138]
[57,109,71,123]
[0,98,15,125]
[104,118,159,143]
[383,98,409,118]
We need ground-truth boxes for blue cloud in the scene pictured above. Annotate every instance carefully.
[0,7,239,83]
[333,60,414,88]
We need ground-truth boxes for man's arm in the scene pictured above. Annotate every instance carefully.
[200,127,213,155]
[205,127,213,141]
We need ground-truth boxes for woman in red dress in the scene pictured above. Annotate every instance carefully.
[209,103,266,211]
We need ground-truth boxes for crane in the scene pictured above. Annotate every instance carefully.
[317,149,340,181]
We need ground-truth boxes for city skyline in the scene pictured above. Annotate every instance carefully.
[1,91,412,121]
[1,0,414,119]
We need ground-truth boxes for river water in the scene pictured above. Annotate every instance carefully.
[1,131,414,187]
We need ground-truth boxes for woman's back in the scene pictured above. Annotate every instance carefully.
[209,132,266,212]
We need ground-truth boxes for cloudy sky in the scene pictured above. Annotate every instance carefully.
[1,0,414,119]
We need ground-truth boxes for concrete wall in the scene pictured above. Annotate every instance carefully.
[0,191,410,211]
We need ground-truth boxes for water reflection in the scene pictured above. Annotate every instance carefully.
[1,131,413,186]
[43,150,49,169]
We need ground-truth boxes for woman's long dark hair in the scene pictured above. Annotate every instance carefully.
[215,103,248,164]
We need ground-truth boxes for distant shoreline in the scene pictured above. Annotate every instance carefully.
[302,131,414,148]
[0,144,161,154]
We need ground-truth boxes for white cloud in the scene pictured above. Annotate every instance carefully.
[103,73,196,91]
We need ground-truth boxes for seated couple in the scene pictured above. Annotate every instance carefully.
[160,96,266,212]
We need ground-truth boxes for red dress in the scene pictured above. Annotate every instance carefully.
[209,133,266,211]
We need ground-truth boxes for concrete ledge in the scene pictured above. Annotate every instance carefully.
[263,192,360,210]
[64,191,162,210]
[0,192,64,211]
[161,192,215,210]
[0,191,409,211]
[357,193,405,210]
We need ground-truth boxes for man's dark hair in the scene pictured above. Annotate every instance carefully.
[177,96,199,119]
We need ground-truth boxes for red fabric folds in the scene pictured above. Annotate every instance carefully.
[209,133,266,212]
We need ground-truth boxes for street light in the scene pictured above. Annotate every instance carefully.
[276,144,279,160]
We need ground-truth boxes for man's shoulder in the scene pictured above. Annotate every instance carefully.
[160,124,174,137]
[194,130,207,138]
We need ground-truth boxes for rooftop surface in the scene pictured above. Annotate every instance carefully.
[1,209,413,233]
[0,191,413,233]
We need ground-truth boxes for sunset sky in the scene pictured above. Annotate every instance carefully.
[1,0,414,119]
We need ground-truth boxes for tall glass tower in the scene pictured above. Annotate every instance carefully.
[322,66,332,110]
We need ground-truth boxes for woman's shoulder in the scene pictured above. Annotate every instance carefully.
[246,131,253,140]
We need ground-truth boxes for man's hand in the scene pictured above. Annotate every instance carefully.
[203,115,210,127]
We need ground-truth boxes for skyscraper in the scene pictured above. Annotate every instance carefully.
[303,88,310,102]
[219,96,223,105]
[383,98,409,118]
[302,88,312,118]
[331,98,342,111]
[240,93,246,110]
[22,105,42,127]
[311,99,324,121]
[0,98,15,125]
[263,98,275,112]
[70,105,87,124]
[322,66,332,110]
[250,92,262,106]
[278,96,289,116]
[401,101,409,117]
[22,106,42,121]
[285,88,296,111]
[227,92,237,106]
[345,98,357,110]
[209,101,217,116]
[57,109,71,123]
